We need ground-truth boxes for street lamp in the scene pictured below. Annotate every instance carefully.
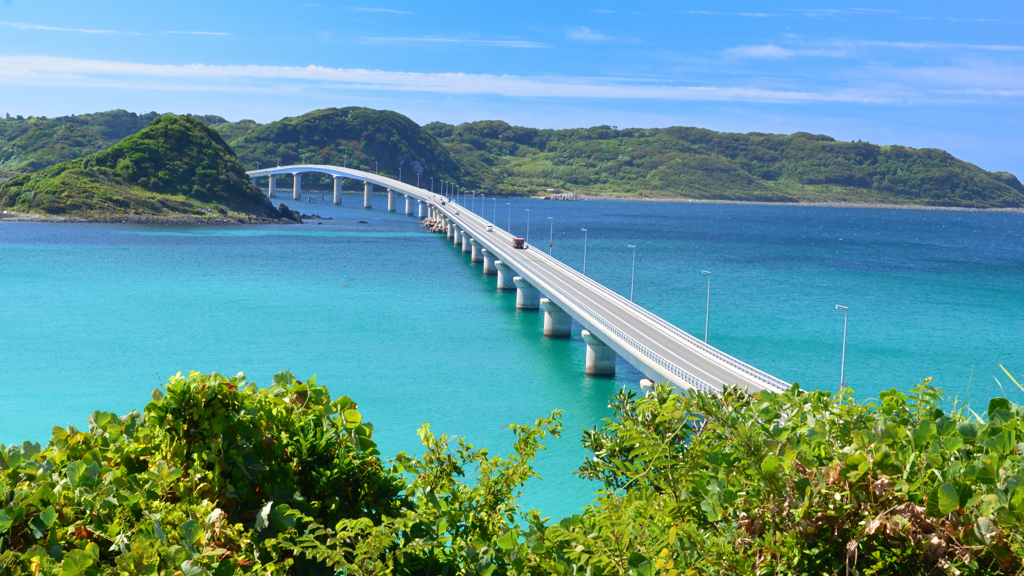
[702,270,712,343]
[506,203,511,231]
[525,209,531,244]
[581,228,588,275]
[836,305,849,389]
[256,161,260,170]
[548,217,554,255]
[399,167,402,182]
[628,245,637,302]
[430,176,434,193]
[375,162,378,174]
[417,173,420,187]
[343,154,347,168]
[492,198,496,222]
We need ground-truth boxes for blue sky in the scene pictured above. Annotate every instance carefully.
[1,1,1022,176]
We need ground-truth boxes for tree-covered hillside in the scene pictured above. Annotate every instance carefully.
[0,115,278,218]
[423,121,1024,208]
[225,107,467,190]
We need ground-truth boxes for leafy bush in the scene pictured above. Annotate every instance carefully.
[2,370,1022,575]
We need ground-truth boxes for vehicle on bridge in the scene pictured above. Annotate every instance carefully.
[513,237,526,249]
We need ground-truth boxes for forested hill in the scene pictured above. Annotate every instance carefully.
[2,108,1022,208]
[423,121,1024,208]
[0,115,277,218]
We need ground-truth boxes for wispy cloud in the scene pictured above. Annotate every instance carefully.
[839,39,1024,52]
[361,37,547,49]
[723,44,796,59]
[350,7,411,14]
[0,20,136,35]
[684,11,772,18]
[161,31,233,37]
[567,26,612,41]
[590,9,616,13]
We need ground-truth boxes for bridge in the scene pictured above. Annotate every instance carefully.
[247,164,791,395]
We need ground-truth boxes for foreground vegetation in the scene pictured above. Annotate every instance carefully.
[2,368,1022,575]
[0,115,278,218]
[3,108,1022,209]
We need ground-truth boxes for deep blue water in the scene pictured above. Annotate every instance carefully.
[1,195,1022,518]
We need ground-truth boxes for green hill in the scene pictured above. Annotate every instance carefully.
[225,107,466,191]
[423,121,1024,208]
[0,115,278,218]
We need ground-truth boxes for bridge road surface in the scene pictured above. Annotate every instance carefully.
[246,165,791,395]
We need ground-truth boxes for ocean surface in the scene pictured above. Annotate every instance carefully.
[2,195,1023,519]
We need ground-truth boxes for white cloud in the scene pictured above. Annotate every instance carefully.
[850,40,1024,52]
[0,20,135,35]
[350,7,411,14]
[684,11,772,17]
[360,37,547,49]
[161,31,233,37]
[722,44,796,59]
[590,9,616,13]
[567,26,612,41]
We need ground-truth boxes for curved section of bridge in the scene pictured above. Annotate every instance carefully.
[247,164,791,395]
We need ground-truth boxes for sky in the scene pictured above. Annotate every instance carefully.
[0,1,1022,176]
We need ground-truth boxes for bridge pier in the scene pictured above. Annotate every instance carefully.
[405,195,414,215]
[495,261,516,290]
[513,277,540,309]
[333,176,342,205]
[541,298,572,338]
[268,176,276,198]
[470,239,483,263]
[363,181,372,209]
[453,226,462,245]
[292,173,301,201]
[387,189,397,212]
[581,330,616,376]
[482,249,497,275]
[418,201,428,218]
[461,231,472,253]
[446,218,455,239]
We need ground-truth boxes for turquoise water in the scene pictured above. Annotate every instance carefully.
[2,195,1023,518]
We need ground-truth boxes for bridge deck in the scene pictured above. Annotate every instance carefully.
[247,165,791,394]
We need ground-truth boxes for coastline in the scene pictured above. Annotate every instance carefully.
[0,211,301,225]
[565,196,1024,213]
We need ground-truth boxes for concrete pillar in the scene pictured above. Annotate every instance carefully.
[446,218,455,239]
[513,277,540,309]
[482,249,497,275]
[293,173,301,201]
[418,201,428,218]
[461,231,472,253]
[495,261,516,290]
[639,379,656,394]
[453,226,462,245]
[541,298,572,338]
[387,189,397,212]
[470,239,483,263]
[405,195,414,215]
[582,330,616,376]
[268,175,276,198]
[333,176,342,205]
[363,181,372,209]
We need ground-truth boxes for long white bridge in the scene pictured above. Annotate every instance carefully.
[247,164,791,395]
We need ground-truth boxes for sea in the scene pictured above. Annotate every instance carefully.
[2,194,1022,519]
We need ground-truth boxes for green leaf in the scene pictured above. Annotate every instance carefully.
[938,482,960,515]
[268,504,296,531]
[254,501,273,532]
[496,530,516,550]
[957,421,979,442]
[59,549,95,576]
[66,461,87,487]
[760,455,781,476]
[39,506,57,528]
[984,430,1015,455]
[343,409,362,428]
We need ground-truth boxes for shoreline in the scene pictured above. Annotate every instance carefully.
[0,211,301,225]
[563,196,1024,213]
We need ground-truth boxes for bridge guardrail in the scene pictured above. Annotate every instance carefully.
[447,208,717,394]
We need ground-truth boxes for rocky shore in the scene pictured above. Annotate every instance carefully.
[0,202,309,225]
[421,214,447,233]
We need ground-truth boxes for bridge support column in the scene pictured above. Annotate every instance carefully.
[333,177,342,205]
[581,330,616,376]
[453,226,462,245]
[363,181,372,208]
[470,239,483,263]
[495,261,516,290]
[268,176,276,198]
[513,277,540,309]
[461,232,472,253]
[541,298,572,338]
[293,173,301,201]
[482,249,497,275]
[405,195,414,215]
[446,218,455,239]
[639,379,656,394]
[418,201,428,218]
[387,189,397,212]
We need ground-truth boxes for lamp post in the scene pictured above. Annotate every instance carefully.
[548,217,553,255]
[399,167,402,182]
[375,162,378,174]
[256,161,260,170]
[343,154,347,168]
[471,191,476,213]
[628,245,637,302]
[416,173,420,187]
[430,176,433,193]
[836,305,849,389]
[506,203,511,231]
[492,198,496,222]
[525,209,531,244]
[581,228,588,275]
[702,270,712,343]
